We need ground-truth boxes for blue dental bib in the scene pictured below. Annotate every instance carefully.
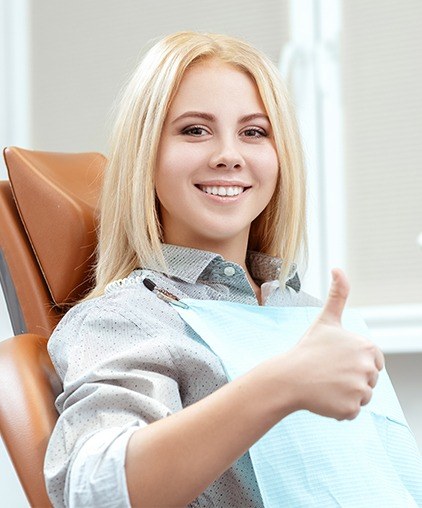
[173,300,422,508]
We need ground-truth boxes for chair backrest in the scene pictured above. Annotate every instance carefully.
[0,147,105,507]
[1,146,105,337]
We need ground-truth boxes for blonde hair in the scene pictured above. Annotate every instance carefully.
[83,31,308,301]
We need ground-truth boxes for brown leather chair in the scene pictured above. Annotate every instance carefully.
[0,147,105,507]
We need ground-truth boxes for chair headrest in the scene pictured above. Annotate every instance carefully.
[4,147,105,306]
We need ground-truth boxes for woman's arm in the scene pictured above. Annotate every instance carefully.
[126,356,292,507]
[126,269,384,507]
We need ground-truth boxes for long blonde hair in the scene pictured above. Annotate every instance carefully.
[83,31,308,300]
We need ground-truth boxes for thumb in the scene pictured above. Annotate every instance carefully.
[319,268,350,325]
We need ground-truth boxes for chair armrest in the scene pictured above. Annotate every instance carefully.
[0,333,61,507]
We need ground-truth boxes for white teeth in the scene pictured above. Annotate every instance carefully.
[199,185,245,196]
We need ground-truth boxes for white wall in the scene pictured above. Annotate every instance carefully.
[29,0,289,154]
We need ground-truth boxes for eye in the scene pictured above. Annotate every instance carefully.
[242,128,268,138]
[181,125,209,137]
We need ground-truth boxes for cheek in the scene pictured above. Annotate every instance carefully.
[154,155,174,210]
[157,143,204,181]
[158,148,210,207]
[254,148,279,189]
[155,150,195,210]
[155,146,181,194]
[155,172,178,215]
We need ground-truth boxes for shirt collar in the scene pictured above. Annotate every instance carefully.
[161,244,220,284]
[148,244,301,292]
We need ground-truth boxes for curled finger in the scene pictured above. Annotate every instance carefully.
[374,347,384,371]
[367,369,379,389]
[360,386,373,407]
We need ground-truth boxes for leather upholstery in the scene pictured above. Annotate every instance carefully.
[4,147,105,307]
[0,180,59,336]
[0,147,105,506]
[0,334,61,507]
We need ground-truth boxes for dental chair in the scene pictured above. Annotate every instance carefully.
[0,146,105,507]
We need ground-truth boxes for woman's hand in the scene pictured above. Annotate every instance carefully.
[272,268,384,421]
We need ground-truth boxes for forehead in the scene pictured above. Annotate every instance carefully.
[168,59,267,116]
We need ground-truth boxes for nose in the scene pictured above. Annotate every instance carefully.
[208,137,245,170]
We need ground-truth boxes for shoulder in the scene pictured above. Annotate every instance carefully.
[51,291,144,341]
[48,281,178,376]
[295,289,323,307]
[276,283,323,308]
[53,272,177,337]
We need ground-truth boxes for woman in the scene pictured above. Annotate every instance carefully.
[44,32,420,507]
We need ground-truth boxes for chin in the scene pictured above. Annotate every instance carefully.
[193,228,250,245]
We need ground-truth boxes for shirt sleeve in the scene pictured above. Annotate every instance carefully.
[44,299,183,507]
[67,426,138,508]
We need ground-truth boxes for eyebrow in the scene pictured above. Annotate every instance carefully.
[171,111,270,124]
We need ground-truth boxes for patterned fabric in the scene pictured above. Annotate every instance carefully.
[44,244,321,507]
[174,300,422,507]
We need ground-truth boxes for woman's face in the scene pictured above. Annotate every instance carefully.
[155,58,279,252]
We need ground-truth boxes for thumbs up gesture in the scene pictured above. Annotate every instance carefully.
[285,268,384,421]
[318,268,350,326]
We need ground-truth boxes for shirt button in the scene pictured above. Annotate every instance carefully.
[223,266,236,277]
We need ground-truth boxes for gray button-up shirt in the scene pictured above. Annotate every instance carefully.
[44,244,321,507]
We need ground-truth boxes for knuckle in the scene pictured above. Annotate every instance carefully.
[368,371,379,388]
[363,361,376,376]
[363,340,378,355]
[354,380,368,396]
[346,405,361,420]
[360,380,369,393]
[361,387,373,406]
[339,400,361,421]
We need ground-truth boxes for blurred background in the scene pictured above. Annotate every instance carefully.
[0,0,421,504]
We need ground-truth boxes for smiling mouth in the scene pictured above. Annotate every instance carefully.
[195,184,251,197]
